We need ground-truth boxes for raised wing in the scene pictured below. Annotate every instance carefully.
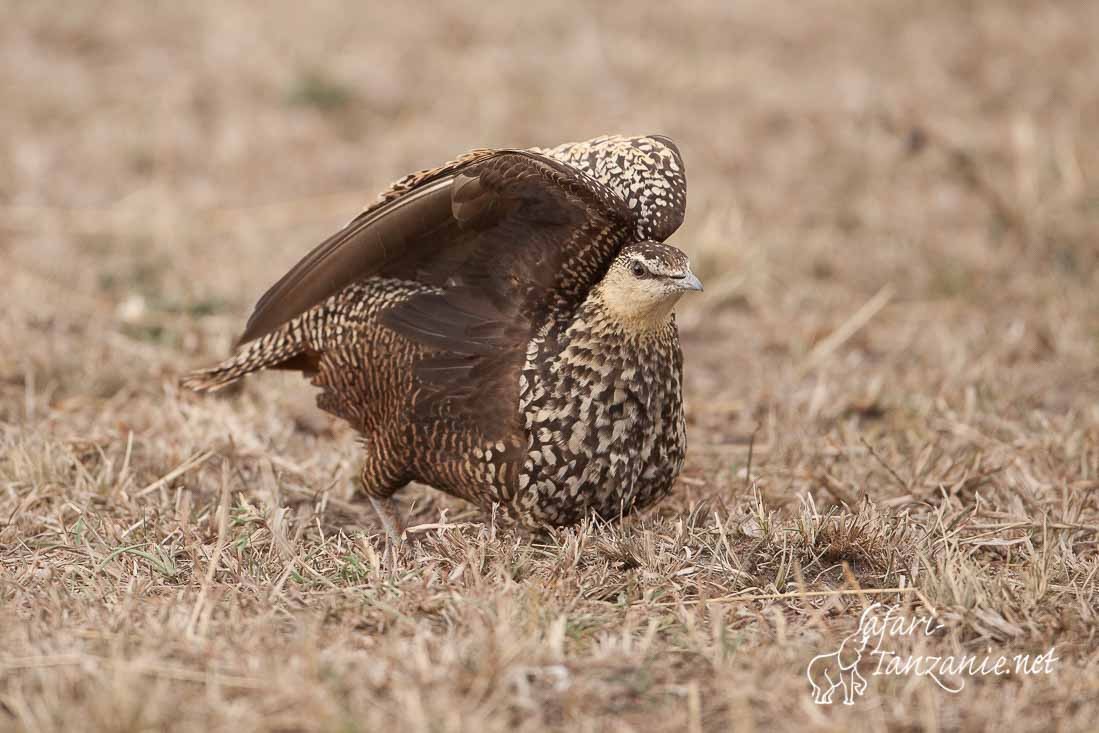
[240,147,646,346]
[329,133,686,245]
[239,149,497,345]
[240,134,686,346]
[533,134,687,241]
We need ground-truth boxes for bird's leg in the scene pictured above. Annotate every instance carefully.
[357,455,409,546]
[369,495,404,545]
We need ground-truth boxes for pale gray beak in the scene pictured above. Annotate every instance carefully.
[674,270,704,292]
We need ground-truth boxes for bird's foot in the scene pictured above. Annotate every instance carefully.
[369,496,406,547]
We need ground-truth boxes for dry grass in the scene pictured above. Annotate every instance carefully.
[3,1,1099,731]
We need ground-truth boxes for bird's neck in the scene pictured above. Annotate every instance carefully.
[585,286,681,336]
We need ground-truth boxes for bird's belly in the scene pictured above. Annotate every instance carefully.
[511,367,680,527]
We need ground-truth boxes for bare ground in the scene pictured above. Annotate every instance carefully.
[2,1,1099,731]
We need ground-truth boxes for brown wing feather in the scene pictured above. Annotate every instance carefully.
[239,150,499,345]
[379,152,636,438]
[240,135,684,345]
[240,177,455,344]
[241,149,633,344]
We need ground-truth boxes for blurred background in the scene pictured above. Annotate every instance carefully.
[3,0,1099,496]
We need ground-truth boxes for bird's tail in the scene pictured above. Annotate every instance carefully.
[181,321,308,393]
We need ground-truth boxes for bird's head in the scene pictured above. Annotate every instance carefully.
[595,242,703,331]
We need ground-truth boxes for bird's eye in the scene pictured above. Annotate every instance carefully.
[631,261,646,277]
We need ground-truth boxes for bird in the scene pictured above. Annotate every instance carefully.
[182,134,701,540]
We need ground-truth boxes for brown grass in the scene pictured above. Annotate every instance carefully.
[3,1,1099,731]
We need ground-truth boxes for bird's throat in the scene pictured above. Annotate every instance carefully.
[589,286,681,334]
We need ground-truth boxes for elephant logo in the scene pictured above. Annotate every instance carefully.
[806,625,875,705]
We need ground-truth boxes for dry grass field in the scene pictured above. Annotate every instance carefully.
[3,1,1099,731]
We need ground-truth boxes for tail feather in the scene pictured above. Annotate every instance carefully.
[182,322,308,393]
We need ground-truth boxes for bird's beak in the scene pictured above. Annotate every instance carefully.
[675,270,704,292]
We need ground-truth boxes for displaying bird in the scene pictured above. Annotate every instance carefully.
[183,134,701,540]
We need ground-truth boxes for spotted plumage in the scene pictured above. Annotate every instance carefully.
[183,134,699,537]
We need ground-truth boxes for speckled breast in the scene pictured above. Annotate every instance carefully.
[508,308,686,527]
